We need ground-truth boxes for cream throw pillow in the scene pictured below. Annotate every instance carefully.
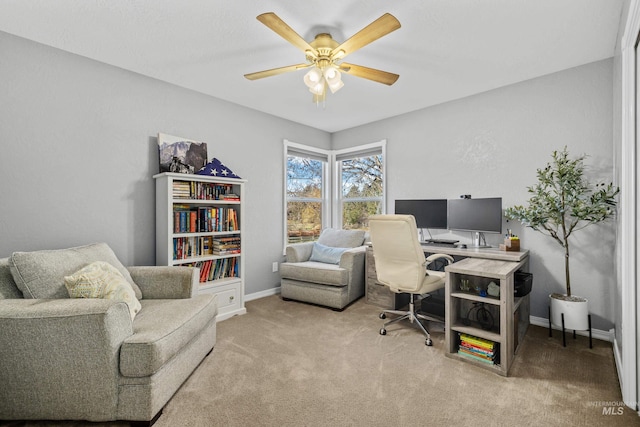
[64,261,141,320]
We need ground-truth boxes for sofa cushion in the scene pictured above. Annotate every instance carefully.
[309,242,349,265]
[119,294,217,377]
[0,258,22,299]
[317,228,365,248]
[280,261,347,287]
[64,261,142,320]
[9,243,142,300]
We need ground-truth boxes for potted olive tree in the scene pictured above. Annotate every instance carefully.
[505,147,619,331]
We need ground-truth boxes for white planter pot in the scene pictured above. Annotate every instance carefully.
[550,293,589,331]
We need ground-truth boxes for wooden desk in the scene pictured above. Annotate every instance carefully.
[366,243,530,376]
[421,244,528,262]
[444,256,530,376]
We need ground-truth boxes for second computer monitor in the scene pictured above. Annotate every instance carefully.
[447,197,503,234]
[394,199,448,229]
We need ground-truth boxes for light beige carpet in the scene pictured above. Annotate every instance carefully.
[3,295,639,426]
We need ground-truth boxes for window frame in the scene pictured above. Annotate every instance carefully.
[283,139,386,250]
[283,140,331,251]
[332,140,387,229]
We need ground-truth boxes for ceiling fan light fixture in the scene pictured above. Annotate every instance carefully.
[328,79,344,94]
[303,67,323,88]
[324,67,343,93]
[324,67,337,79]
[309,81,325,96]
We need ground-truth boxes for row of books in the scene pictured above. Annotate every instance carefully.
[174,206,239,233]
[180,258,239,283]
[173,236,241,260]
[172,180,239,201]
[457,333,499,365]
[211,236,241,255]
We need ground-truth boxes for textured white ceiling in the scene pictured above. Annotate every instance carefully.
[0,0,626,132]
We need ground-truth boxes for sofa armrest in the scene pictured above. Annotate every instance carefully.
[0,298,133,421]
[128,266,198,299]
[339,245,367,269]
[285,242,314,263]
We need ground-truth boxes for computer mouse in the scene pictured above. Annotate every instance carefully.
[458,244,467,249]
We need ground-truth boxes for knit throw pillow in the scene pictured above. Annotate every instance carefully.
[64,261,141,320]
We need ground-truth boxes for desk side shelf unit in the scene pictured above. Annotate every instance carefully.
[445,256,530,376]
[154,172,247,321]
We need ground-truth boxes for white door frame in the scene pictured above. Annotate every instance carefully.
[620,0,639,411]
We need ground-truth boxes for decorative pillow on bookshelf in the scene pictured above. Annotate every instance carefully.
[309,242,349,265]
[9,243,142,300]
[64,261,141,320]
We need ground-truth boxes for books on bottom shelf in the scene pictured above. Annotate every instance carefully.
[181,257,239,283]
[458,333,499,366]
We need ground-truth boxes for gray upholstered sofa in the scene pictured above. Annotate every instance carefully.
[0,243,217,425]
[280,229,366,310]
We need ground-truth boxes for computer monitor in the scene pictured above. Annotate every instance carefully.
[447,197,503,247]
[394,199,448,229]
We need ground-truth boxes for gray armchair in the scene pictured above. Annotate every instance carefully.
[0,243,217,425]
[280,228,367,310]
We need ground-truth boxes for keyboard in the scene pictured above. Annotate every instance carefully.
[425,239,459,245]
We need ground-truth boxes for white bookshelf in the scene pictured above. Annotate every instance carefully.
[154,172,247,321]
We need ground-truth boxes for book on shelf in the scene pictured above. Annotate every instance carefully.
[457,349,496,365]
[180,257,240,283]
[172,207,239,233]
[458,333,499,365]
[459,333,496,350]
[171,181,237,201]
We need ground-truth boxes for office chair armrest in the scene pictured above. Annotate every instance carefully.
[425,253,454,267]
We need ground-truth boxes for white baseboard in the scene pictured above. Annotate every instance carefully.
[245,286,281,302]
[529,315,614,342]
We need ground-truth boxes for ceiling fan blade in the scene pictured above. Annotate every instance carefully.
[332,13,401,59]
[339,63,399,85]
[244,63,311,80]
[257,12,315,54]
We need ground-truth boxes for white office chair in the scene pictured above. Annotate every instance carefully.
[368,214,454,346]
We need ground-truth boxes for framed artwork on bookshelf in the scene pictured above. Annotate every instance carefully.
[157,133,208,174]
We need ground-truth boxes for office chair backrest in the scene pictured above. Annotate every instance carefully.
[368,214,427,293]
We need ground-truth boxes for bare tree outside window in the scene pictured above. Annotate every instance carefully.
[286,155,324,243]
[341,154,383,229]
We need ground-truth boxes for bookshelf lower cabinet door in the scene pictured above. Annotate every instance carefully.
[199,282,241,321]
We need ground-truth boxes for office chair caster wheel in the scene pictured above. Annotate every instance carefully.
[425,338,433,346]
[380,328,386,336]
[379,313,386,319]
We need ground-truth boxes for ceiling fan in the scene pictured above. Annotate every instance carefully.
[244,12,401,103]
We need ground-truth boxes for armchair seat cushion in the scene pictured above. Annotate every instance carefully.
[280,261,347,287]
[119,294,217,377]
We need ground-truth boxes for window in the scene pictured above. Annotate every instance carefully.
[335,141,386,230]
[284,141,329,244]
[283,140,385,247]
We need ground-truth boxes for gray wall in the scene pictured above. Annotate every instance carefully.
[333,59,616,330]
[0,31,330,296]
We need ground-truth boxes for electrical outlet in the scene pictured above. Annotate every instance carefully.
[272,262,278,273]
